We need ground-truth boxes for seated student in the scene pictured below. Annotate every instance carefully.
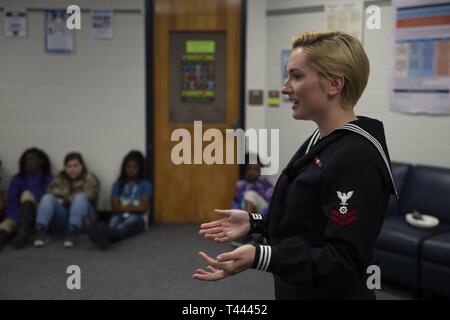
[0,148,52,250]
[33,152,100,248]
[232,153,274,216]
[230,153,274,246]
[90,150,151,250]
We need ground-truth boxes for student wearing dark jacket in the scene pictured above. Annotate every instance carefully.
[0,148,52,250]
[193,31,397,300]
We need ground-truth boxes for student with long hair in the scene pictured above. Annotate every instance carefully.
[34,152,100,248]
[90,150,151,250]
[0,148,52,250]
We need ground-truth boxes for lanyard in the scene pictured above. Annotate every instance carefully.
[124,184,139,201]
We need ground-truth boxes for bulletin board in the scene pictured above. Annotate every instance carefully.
[169,32,227,124]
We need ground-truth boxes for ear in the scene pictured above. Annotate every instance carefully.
[327,75,345,97]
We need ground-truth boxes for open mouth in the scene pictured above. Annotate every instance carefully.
[289,98,300,107]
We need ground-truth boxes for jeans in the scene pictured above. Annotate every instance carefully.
[108,213,145,241]
[36,193,94,231]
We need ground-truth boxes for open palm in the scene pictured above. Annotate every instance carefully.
[198,209,250,243]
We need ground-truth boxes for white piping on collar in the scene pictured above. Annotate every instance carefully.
[305,129,320,155]
[341,123,399,200]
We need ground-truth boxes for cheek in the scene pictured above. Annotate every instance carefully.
[306,82,327,104]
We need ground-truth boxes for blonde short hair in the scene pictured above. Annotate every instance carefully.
[292,31,370,109]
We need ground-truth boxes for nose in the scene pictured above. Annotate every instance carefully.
[281,79,292,95]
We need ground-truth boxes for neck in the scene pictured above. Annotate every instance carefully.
[316,105,357,138]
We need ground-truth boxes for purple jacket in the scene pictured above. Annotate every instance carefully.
[6,171,53,222]
[232,177,274,216]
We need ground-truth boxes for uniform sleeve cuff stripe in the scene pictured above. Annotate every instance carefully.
[256,245,271,272]
[251,213,263,220]
[256,246,265,270]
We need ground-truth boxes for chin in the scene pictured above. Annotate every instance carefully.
[292,110,306,120]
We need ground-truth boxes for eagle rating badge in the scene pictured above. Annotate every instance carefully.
[331,191,356,226]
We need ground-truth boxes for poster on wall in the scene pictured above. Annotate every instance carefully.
[325,2,363,41]
[4,8,27,38]
[181,40,216,103]
[391,0,450,114]
[45,9,74,54]
[91,9,113,39]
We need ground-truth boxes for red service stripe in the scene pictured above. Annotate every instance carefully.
[331,215,356,226]
[331,209,356,220]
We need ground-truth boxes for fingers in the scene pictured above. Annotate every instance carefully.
[213,235,229,243]
[207,265,220,273]
[194,250,243,281]
[197,251,219,266]
[198,209,231,230]
[216,250,239,262]
[192,265,227,281]
[200,220,222,230]
[205,233,228,241]
[192,270,226,281]
[195,268,207,275]
[199,226,224,236]
[203,231,227,240]
[213,209,232,217]
[198,251,232,271]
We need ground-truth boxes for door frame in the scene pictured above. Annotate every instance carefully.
[144,0,248,226]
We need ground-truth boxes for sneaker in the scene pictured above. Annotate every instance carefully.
[33,225,49,248]
[96,222,110,251]
[63,225,79,248]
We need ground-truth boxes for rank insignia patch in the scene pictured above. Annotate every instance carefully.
[332,191,356,226]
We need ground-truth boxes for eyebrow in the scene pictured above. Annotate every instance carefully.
[288,68,304,74]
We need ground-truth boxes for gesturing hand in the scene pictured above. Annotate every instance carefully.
[198,209,250,243]
[192,244,256,281]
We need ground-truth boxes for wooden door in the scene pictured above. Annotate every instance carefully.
[153,0,242,223]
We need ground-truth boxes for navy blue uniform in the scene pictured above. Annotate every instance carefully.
[250,116,398,299]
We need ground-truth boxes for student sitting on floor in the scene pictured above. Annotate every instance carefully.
[232,153,274,216]
[230,153,274,247]
[90,150,151,250]
[0,148,53,250]
[33,152,100,248]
